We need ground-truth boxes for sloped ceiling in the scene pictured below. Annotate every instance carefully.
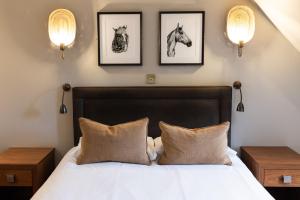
[254,0,300,52]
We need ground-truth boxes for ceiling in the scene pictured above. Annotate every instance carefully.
[254,0,300,52]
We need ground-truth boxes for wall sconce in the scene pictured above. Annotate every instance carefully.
[226,5,255,57]
[60,83,71,114]
[233,81,244,112]
[48,9,76,59]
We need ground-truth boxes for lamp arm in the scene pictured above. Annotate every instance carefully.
[238,41,244,57]
[60,44,65,60]
[61,90,65,105]
[239,88,243,103]
[59,83,71,114]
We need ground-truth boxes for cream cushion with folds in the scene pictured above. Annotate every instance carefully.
[77,117,150,165]
[158,121,232,165]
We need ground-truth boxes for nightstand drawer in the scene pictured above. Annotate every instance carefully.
[0,170,32,186]
[264,169,300,187]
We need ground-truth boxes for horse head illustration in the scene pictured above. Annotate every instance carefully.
[112,25,129,53]
[167,23,192,57]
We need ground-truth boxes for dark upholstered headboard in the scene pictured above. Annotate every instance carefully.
[72,87,232,146]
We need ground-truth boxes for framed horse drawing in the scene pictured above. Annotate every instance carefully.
[159,11,205,65]
[97,12,142,66]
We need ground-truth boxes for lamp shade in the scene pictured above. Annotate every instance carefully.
[48,9,76,48]
[227,6,255,45]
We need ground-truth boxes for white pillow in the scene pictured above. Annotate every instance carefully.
[154,137,164,158]
[227,147,238,156]
[147,137,157,161]
[77,136,158,161]
[154,136,237,158]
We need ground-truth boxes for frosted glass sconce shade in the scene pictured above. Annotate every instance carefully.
[227,6,255,57]
[48,9,76,59]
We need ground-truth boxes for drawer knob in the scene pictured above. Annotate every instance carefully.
[6,174,15,183]
[283,175,292,184]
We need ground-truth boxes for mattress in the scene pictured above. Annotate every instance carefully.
[32,146,274,200]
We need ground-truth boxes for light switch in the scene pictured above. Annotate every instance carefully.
[146,74,156,84]
[6,174,15,183]
[283,175,292,184]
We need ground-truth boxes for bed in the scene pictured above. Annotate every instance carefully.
[32,87,274,200]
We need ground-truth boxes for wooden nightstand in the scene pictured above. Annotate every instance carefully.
[241,146,300,200]
[0,148,54,200]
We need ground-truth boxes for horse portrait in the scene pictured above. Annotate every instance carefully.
[167,23,192,57]
[112,25,129,53]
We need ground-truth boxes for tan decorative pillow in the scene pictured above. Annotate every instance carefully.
[77,118,150,165]
[158,121,232,165]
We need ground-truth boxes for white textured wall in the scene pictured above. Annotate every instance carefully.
[0,0,300,161]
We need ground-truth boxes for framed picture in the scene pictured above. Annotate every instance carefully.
[97,12,142,66]
[159,11,205,65]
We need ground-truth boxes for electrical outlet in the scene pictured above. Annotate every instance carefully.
[146,74,156,84]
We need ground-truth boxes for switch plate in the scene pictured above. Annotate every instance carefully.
[6,174,15,183]
[146,74,156,84]
[283,175,292,184]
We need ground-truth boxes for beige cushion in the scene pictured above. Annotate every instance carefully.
[158,121,232,165]
[77,118,150,165]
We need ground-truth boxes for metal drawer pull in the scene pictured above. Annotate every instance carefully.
[283,175,292,184]
[6,174,15,183]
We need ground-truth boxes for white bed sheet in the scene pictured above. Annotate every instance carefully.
[32,147,274,200]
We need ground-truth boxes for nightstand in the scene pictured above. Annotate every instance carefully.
[241,146,300,200]
[0,148,55,200]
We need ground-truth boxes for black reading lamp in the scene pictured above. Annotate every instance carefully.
[233,81,244,112]
[59,83,71,114]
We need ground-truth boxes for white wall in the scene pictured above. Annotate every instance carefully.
[0,0,300,161]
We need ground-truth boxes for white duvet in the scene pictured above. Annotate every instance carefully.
[32,147,274,200]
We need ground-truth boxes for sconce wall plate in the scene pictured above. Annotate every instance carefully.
[48,9,76,59]
[227,6,255,57]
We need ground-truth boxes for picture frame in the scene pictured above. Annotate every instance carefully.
[97,12,142,66]
[159,11,205,65]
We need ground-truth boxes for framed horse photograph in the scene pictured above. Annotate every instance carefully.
[97,12,142,66]
[159,11,205,65]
